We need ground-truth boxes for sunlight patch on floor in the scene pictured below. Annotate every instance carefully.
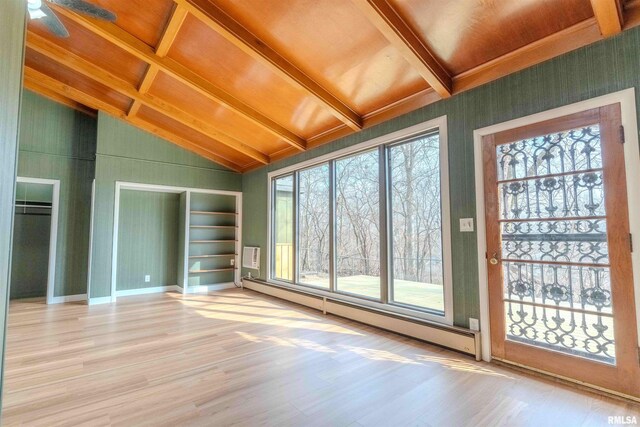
[415,354,513,378]
[236,331,337,353]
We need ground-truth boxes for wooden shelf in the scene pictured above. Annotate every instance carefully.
[190,240,237,243]
[189,268,236,274]
[189,254,237,259]
[190,211,237,216]
[190,225,238,229]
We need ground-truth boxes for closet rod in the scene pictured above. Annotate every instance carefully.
[14,204,52,209]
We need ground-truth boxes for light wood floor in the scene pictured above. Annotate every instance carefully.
[2,290,639,426]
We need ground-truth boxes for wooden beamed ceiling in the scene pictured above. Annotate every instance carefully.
[23,0,640,172]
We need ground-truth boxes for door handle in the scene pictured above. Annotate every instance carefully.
[489,252,500,265]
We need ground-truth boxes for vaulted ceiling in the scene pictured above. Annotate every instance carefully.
[23,0,639,172]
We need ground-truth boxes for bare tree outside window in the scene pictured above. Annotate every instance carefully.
[335,150,381,299]
[298,164,330,288]
[389,134,445,312]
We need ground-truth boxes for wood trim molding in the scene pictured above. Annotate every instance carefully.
[48,3,306,152]
[453,18,603,93]
[127,116,244,171]
[26,32,269,164]
[266,88,440,165]
[591,0,624,36]
[351,0,452,98]
[24,68,125,117]
[23,67,244,171]
[177,0,362,131]
[23,79,97,117]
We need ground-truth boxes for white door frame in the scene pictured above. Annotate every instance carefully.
[473,88,640,362]
[15,177,60,305]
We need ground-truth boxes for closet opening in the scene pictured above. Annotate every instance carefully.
[10,178,59,303]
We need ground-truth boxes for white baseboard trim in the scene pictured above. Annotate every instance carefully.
[185,283,237,293]
[243,279,480,359]
[87,296,115,305]
[115,285,179,297]
[48,294,87,304]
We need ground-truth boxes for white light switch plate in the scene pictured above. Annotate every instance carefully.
[459,218,474,232]
[469,318,480,331]
[145,275,151,283]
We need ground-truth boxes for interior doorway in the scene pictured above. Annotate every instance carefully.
[10,177,59,304]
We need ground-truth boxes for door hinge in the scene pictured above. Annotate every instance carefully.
[631,233,634,253]
[620,125,626,144]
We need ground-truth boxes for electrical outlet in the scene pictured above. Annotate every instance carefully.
[469,318,480,331]
[459,218,474,232]
[144,275,151,283]
[230,259,235,266]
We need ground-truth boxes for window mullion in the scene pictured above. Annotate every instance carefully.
[293,172,299,284]
[329,160,336,293]
[379,145,390,304]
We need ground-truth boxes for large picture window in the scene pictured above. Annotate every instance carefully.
[268,119,452,323]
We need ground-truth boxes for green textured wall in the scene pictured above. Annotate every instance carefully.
[89,113,242,299]
[116,190,180,291]
[18,91,97,297]
[0,0,26,406]
[243,26,640,328]
[15,182,53,203]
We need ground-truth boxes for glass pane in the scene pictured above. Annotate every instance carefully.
[273,175,293,281]
[496,123,616,364]
[335,150,380,299]
[389,134,444,312]
[298,164,330,288]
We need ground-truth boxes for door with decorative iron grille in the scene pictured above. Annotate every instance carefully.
[483,104,640,398]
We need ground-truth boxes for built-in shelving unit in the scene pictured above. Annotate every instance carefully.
[181,191,241,293]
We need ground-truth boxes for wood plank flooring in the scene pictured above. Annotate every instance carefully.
[2,289,639,426]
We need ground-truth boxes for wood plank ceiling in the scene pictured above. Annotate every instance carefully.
[23,0,639,172]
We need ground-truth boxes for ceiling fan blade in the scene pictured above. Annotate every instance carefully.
[39,2,70,38]
[48,0,116,22]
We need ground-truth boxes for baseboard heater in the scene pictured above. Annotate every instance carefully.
[242,278,481,360]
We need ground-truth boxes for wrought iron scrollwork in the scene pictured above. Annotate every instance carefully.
[498,124,616,364]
